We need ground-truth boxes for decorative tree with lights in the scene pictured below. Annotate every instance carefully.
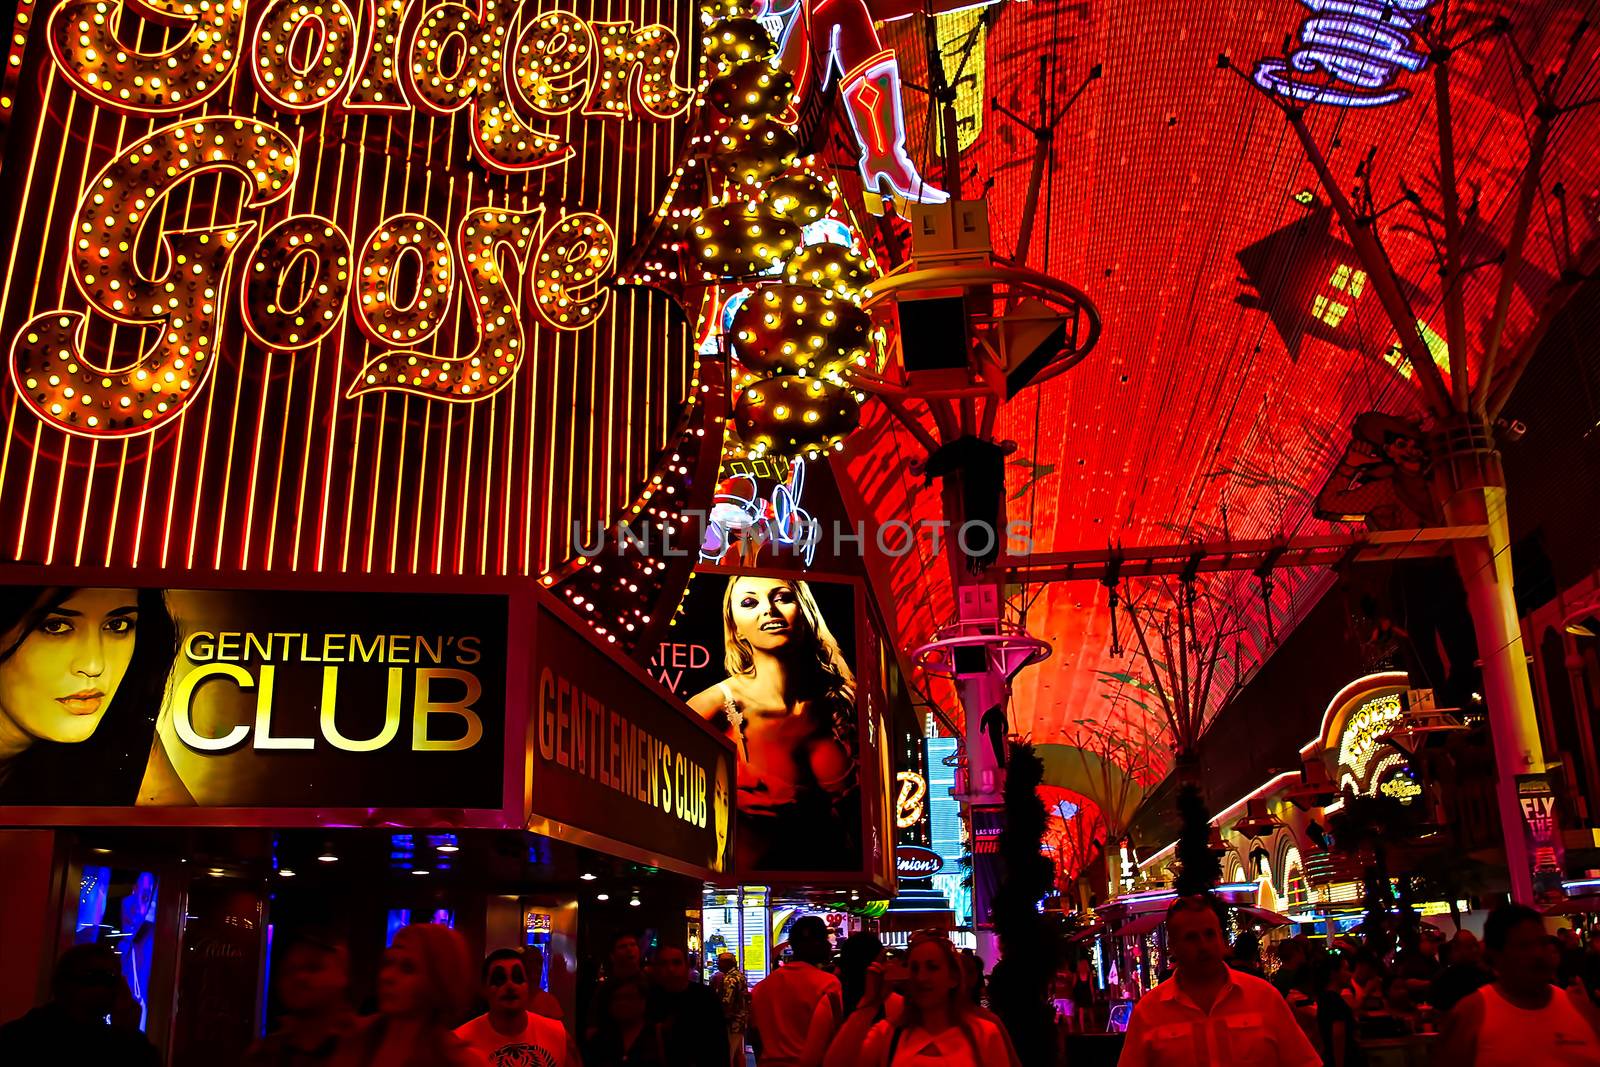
[624,5,882,465]
[1115,574,1255,898]
[1174,778,1223,898]
[1221,11,1600,903]
[1119,574,1254,786]
[564,0,887,651]
[1043,714,1170,898]
[1046,791,1101,908]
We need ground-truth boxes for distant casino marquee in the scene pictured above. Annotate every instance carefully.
[0,0,699,575]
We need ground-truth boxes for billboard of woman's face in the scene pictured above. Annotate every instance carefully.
[0,588,140,744]
[0,582,507,811]
[674,570,863,875]
[0,586,176,806]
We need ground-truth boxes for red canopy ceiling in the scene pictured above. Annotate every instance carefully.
[843,0,1600,747]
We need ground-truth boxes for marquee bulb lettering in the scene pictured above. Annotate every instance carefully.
[242,215,353,351]
[252,0,360,112]
[47,0,245,115]
[10,116,296,437]
[12,0,692,438]
[45,0,689,170]
[358,205,545,402]
[895,769,926,829]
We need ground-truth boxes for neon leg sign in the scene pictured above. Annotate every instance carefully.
[1253,0,1435,109]
[754,0,948,207]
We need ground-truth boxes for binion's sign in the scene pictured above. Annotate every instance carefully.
[1254,0,1437,109]
[4,0,692,439]
[895,846,943,879]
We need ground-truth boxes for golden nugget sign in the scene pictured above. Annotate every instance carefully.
[1335,692,1404,783]
[7,0,690,437]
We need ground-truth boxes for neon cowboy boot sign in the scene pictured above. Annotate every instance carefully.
[754,0,949,207]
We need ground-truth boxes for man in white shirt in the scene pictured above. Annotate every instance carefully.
[455,949,577,1067]
[1118,895,1320,1067]
[751,917,841,1067]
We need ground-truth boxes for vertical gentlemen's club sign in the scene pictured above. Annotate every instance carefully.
[0,0,699,575]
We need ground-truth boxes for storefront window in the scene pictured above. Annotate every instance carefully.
[386,908,456,947]
[170,877,264,1067]
[74,864,158,1031]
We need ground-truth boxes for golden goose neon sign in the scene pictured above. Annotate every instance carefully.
[9,0,690,438]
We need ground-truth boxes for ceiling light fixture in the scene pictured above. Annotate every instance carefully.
[279,868,297,878]
[580,872,597,881]
[597,892,611,902]
[629,891,641,908]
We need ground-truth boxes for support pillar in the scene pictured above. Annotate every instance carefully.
[1436,418,1545,904]
[961,663,1005,963]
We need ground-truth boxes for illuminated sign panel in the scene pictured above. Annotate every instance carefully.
[654,565,876,883]
[528,594,736,880]
[0,0,697,576]
[895,845,943,878]
[1253,0,1437,108]
[1321,675,1417,801]
[1336,692,1403,784]
[0,578,509,812]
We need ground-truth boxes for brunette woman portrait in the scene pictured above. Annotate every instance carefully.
[0,586,177,806]
[687,575,859,871]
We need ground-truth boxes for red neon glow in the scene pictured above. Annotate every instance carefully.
[845,0,1600,747]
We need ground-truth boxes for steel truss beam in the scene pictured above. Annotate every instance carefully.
[1003,526,1487,585]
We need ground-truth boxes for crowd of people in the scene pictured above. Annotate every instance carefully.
[1118,897,1600,1067]
[11,900,1597,1067]
[585,916,1019,1067]
[0,915,1024,1067]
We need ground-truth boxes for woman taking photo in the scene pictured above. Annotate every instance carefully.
[332,924,487,1067]
[825,936,1014,1067]
[688,576,857,870]
[0,586,177,805]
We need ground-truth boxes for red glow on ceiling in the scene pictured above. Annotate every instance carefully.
[846,0,1600,745]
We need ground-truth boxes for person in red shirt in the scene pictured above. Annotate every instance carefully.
[454,949,576,1067]
[751,917,841,1067]
[1434,904,1600,1066]
[1117,896,1320,1067]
